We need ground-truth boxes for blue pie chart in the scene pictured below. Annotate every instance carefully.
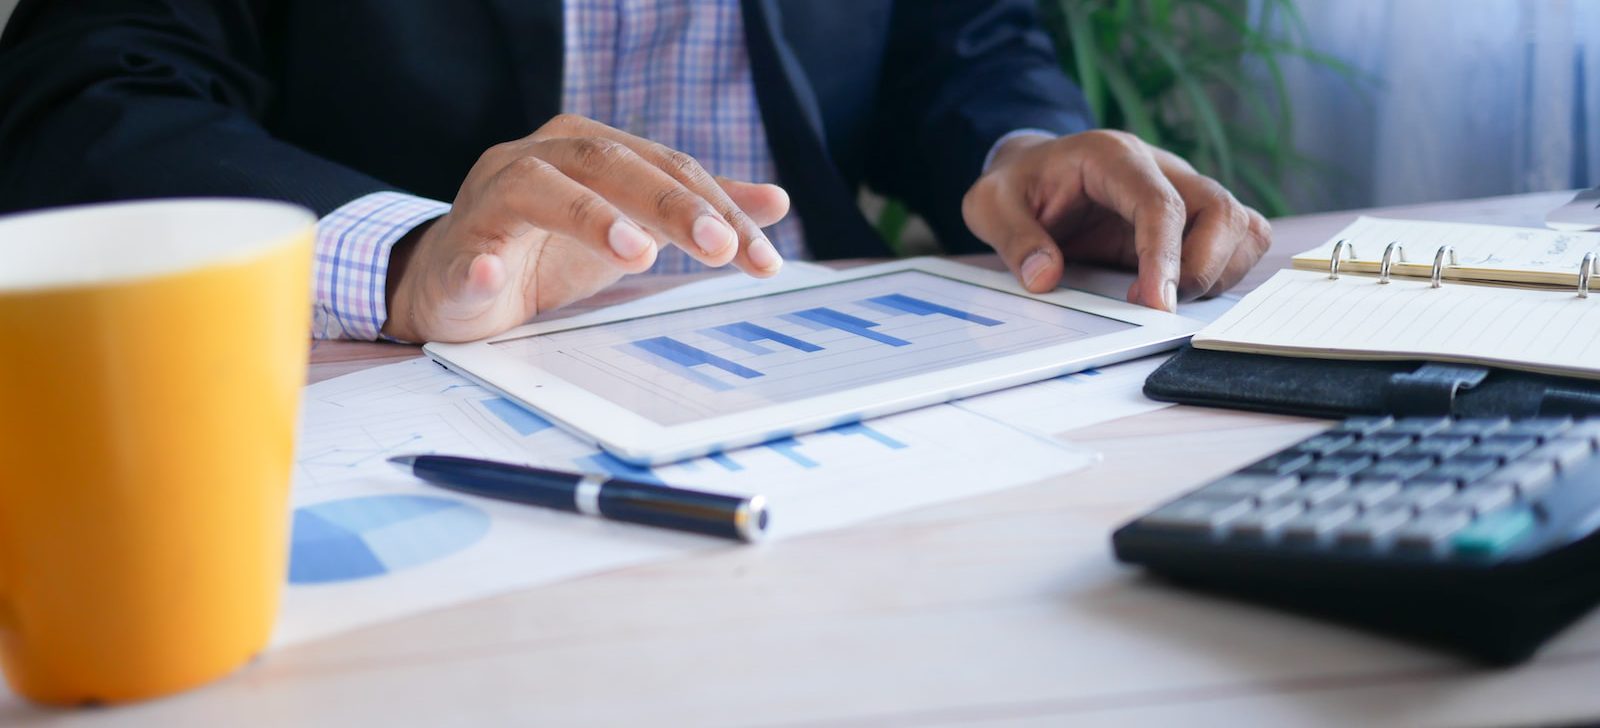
[289,495,491,584]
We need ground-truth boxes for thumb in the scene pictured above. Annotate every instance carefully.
[962,177,1062,292]
[431,251,508,326]
[459,252,507,304]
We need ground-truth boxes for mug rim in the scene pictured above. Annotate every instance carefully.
[0,198,315,295]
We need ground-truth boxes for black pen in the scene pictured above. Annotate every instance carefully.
[387,454,769,542]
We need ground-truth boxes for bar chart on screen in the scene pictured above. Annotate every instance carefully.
[621,292,1010,390]
[492,271,1133,425]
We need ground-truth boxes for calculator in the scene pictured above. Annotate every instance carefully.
[1112,416,1600,665]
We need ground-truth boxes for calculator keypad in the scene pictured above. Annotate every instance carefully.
[1137,417,1600,558]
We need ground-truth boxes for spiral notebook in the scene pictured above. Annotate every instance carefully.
[1193,218,1600,381]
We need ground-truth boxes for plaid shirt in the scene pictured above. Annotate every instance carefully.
[313,0,1044,340]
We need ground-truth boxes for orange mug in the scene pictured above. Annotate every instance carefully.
[0,199,313,704]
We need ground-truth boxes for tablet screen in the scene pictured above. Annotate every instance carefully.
[491,270,1135,425]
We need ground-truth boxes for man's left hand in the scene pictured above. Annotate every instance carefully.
[962,130,1272,312]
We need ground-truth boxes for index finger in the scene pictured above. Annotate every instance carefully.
[1082,138,1186,312]
[543,117,783,276]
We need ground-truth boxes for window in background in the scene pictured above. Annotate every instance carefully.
[1269,0,1600,212]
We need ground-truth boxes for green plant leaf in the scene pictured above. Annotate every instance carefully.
[1094,47,1162,144]
[875,198,910,255]
[1132,24,1234,184]
[1033,0,1371,219]
[1059,0,1107,122]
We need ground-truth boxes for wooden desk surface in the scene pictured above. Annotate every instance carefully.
[10,190,1599,727]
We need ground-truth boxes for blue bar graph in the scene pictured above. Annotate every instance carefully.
[479,397,553,436]
[764,437,820,468]
[576,453,664,485]
[828,422,908,449]
[708,451,745,472]
[699,327,771,356]
[863,294,1004,327]
[632,336,765,379]
[712,321,823,353]
[1056,368,1103,382]
[786,308,911,347]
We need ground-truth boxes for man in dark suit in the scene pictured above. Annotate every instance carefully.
[0,0,1269,342]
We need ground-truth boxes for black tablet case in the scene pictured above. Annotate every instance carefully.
[1144,345,1600,419]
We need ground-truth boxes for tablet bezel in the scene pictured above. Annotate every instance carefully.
[424,257,1202,465]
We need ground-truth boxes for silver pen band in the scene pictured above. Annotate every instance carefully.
[574,474,605,516]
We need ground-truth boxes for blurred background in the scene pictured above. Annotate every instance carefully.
[1032,0,1600,217]
[3,0,1594,225]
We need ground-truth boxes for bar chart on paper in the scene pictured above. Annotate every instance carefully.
[492,271,1133,425]
[574,420,910,485]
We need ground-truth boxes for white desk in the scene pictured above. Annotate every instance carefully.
[6,190,1597,727]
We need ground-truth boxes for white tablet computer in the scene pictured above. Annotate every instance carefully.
[424,258,1202,465]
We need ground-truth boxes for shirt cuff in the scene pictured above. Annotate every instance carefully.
[313,191,451,341]
[982,129,1058,173]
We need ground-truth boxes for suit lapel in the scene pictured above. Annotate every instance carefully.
[478,0,564,126]
[742,0,889,259]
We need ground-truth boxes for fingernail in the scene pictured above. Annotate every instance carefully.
[747,236,783,271]
[1162,280,1179,312]
[1020,250,1052,289]
[608,219,653,259]
[692,215,736,256]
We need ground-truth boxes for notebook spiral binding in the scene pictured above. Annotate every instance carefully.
[1581,251,1596,299]
[1378,242,1405,284]
[1431,245,1458,288]
[1326,238,1600,299]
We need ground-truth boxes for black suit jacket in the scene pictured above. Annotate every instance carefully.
[0,0,1092,258]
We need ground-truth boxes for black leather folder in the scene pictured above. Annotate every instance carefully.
[1145,345,1600,420]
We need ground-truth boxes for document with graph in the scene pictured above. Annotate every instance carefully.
[280,354,1093,647]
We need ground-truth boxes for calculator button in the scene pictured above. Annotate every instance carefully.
[1243,451,1315,477]
[1280,503,1359,543]
[1501,418,1572,441]
[1393,510,1473,553]
[1197,475,1299,502]
[1419,457,1501,486]
[1294,434,1358,457]
[1524,437,1597,472]
[1333,416,1395,436]
[1334,505,1413,547]
[1140,497,1254,535]
[1386,417,1452,436]
[1447,418,1510,438]
[1566,419,1600,446]
[1481,459,1559,498]
[1366,457,1436,481]
[1346,481,1401,508]
[1439,484,1516,517]
[1452,507,1536,557]
[1399,436,1475,461]
[1298,476,1350,505]
[1345,436,1414,458]
[1457,436,1538,463]
[1388,482,1457,512]
[1226,500,1305,541]
[1300,455,1375,479]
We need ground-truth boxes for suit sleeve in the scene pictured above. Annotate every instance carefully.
[0,0,395,216]
[864,0,1094,254]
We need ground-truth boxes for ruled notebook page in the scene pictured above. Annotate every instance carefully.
[1194,269,1600,380]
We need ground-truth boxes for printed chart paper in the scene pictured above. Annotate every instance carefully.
[278,358,1093,646]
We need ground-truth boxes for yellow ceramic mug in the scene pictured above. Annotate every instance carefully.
[0,199,313,704]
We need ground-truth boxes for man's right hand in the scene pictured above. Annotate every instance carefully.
[381,114,791,343]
